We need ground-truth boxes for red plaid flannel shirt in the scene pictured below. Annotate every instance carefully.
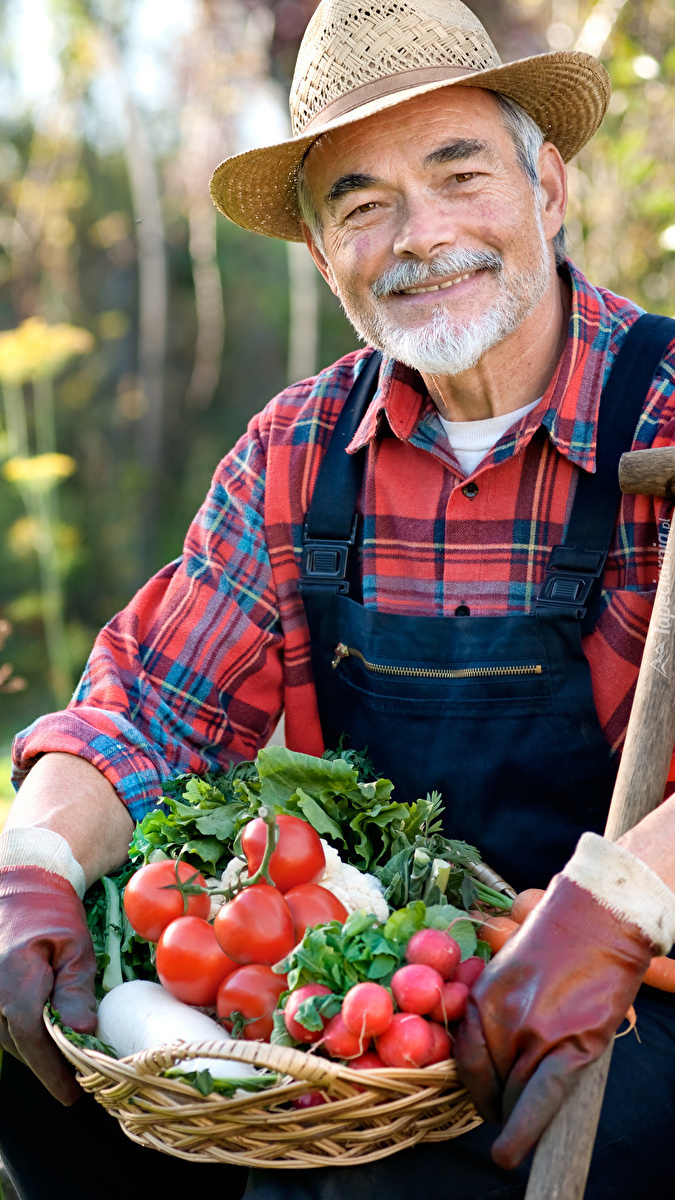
[13,263,675,819]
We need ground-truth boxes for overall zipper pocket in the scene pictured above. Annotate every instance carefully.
[331,643,543,680]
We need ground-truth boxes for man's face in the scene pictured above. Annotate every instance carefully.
[302,88,564,376]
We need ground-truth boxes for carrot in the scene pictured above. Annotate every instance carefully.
[643,955,675,992]
[478,915,520,953]
[510,888,546,925]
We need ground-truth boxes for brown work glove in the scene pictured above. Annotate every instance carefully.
[454,833,675,1170]
[0,865,97,1105]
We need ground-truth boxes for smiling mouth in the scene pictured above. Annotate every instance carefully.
[395,268,483,296]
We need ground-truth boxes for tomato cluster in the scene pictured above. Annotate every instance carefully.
[283,927,486,1069]
[123,815,349,1037]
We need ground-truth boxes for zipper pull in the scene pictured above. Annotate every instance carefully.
[331,642,350,669]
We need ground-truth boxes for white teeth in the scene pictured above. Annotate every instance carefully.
[399,271,475,295]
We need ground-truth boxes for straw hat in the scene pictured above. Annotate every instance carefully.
[210,0,610,242]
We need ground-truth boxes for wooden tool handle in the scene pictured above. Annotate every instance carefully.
[525,512,675,1199]
[619,447,675,498]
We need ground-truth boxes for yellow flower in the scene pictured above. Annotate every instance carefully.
[0,317,94,385]
[3,453,77,491]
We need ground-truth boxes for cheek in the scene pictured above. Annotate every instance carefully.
[328,231,382,292]
[470,200,522,243]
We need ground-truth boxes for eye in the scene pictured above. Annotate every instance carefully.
[454,172,474,182]
[347,200,378,218]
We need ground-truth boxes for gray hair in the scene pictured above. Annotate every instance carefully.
[296,91,567,265]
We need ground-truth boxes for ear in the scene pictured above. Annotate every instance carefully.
[302,225,339,296]
[537,142,567,244]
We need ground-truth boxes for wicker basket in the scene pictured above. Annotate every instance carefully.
[46,1014,481,1168]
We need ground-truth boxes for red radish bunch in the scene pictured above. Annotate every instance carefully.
[283,926,480,1068]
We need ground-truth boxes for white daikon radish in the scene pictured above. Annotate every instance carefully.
[96,980,258,1082]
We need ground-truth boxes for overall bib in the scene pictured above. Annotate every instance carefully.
[242,314,675,1200]
[299,315,675,894]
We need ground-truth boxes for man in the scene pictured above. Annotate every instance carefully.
[2,1,675,1197]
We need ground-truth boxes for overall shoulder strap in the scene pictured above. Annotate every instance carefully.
[536,312,675,632]
[300,350,382,595]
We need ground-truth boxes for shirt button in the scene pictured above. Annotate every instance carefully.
[462,482,479,499]
[455,604,471,617]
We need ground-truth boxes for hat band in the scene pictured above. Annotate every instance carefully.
[301,63,487,134]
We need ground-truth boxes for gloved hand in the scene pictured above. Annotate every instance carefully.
[0,865,98,1105]
[454,833,675,1170]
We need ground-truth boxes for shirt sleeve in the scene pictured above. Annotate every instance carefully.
[11,418,284,822]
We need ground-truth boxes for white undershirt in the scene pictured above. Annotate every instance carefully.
[438,398,541,475]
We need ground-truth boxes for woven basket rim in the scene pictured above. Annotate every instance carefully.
[45,1008,481,1167]
[45,1007,458,1087]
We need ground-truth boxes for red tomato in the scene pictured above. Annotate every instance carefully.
[217,964,287,1041]
[284,884,348,941]
[241,814,325,893]
[123,860,210,942]
[214,884,295,965]
[284,984,333,1043]
[156,916,238,1007]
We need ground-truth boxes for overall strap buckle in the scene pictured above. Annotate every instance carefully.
[300,514,358,595]
[535,546,607,620]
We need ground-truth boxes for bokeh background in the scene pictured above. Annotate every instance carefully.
[1,0,675,824]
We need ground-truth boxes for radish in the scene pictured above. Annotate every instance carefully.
[405,929,461,981]
[322,1013,366,1059]
[376,1013,434,1068]
[341,982,393,1039]
[455,957,486,988]
[391,964,444,1015]
[349,1050,386,1070]
[284,983,333,1043]
[426,1021,453,1064]
[429,981,470,1024]
[293,1091,328,1109]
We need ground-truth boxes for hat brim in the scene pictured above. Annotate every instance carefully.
[210,51,610,242]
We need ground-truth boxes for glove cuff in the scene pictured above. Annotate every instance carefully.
[0,827,86,899]
[563,832,675,955]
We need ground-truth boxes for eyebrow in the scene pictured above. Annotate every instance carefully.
[324,172,378,206]
[424,138,494,167]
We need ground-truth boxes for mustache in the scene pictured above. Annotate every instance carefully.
[371,249,503,299]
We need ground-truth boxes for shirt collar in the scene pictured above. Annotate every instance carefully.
[347,262,619,475]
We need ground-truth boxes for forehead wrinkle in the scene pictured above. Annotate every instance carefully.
[424,138,495,167]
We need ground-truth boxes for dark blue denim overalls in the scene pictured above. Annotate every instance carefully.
[299,315,673,894]
[244,313,675,1200]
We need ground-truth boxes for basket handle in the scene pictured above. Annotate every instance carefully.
[130,1036,344,1086]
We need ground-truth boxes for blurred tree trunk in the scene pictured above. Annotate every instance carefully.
[102,32,168,572]
[287,241,319,383]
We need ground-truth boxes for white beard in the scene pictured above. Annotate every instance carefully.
[334,224,552,377]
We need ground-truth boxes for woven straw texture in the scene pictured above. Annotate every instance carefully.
[291,0,500,135]
[47,1015,481,1168]
[209,0,610,242]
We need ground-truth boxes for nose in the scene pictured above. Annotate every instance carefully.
[392,189,458,260]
